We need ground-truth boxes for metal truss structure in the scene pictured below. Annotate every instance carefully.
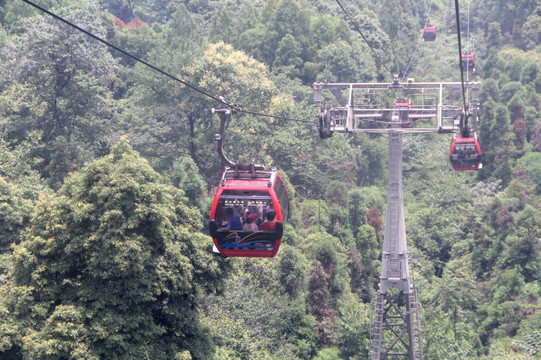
[314,78,480,136]
[313,79,481,359]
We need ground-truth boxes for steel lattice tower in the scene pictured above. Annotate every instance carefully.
[368,130,422,359]
[314,79,481,360]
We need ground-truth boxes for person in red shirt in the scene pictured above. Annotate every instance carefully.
[260,210,276,232]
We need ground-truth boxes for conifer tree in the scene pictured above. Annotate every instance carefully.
[0,177,32,255]
[0,139,230,360]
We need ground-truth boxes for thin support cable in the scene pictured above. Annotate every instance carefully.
[401,0,434,82]
[466,0,471,84]
[20,0,312,124]
[454,0,467,110]
[334,0,394,77]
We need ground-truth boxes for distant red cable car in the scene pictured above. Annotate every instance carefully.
[460,52,475,72]
[423,25,437,41]
[449,134,482,170]
[209,168,289,258]
[392,98,413,127]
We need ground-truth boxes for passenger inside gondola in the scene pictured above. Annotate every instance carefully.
[460,53,475,72]
[215,194,277,234]
[450,142,481,168]
[423,25,436,41]
[213,196,279,251]
[260,210,277,232]
[209,172,288,257]
[243,213,259,232]
[219,207,242,231]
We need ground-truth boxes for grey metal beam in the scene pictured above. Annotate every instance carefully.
[316,80,482,360]
[314,81,480,90]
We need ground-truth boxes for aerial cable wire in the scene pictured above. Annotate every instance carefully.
[454,0,467,110]
[466,0,471,85]
[20,0,224,104]
[20,0,313,124]
[400,0,434,82]
[333,0,394,77]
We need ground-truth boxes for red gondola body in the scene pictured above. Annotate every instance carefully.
[449,134,482,170]
[392,98,413,127]
[460,53,475,72]
[209,168,289,258]
[423,26,437,42]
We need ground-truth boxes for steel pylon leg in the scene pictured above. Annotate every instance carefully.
[370,131,422,359]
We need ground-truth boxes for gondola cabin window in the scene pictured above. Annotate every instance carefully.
[461,53,475,72]
[215,191,275,230]
[423,26,437,41]
[209,169,288,258]
[449,135,482,170]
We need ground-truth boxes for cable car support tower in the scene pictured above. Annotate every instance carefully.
[314,78,480,359]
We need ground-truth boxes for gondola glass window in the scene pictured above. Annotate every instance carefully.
[215,191,275,229]
[449,135,482,170]
[209,169,288,258]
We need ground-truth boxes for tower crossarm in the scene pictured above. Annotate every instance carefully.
[315,80,480,137]
[316,79,482,360]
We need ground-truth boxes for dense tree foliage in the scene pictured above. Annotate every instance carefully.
[0,140,230,359]
[0,177,32,255]
[0,0,540,359]
[0,2,116,189]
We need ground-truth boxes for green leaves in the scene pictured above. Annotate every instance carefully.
[23,305,97,360]
[0,178,32,254]
[1,1,540,358]
[0,4,116,187]
[0,140,226,359]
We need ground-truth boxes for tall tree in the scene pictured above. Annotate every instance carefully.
[472,0,538,38]
[118,41,282,181]
[375,0,418,73]
[317,39,376,82]
[0,2,116,187]
[0,177,32,255]
[278,245,309,299]
[169,156,207,213]
[479,100,516,182]
[0,139,230,359]
[347,186,385,238]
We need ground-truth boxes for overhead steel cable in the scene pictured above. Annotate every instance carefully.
[454,0,468,110]
[20,0,313,124]
[334,0,394,77]
[236,108,314,123]
[400,0,434,82]
[465,0,472,85]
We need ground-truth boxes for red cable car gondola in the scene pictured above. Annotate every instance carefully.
[449,133,482,170]
[423,25,437,42]
[209,168,289,258]
[392,98,413,127]
[460,52,475,72]
[209,107,289,258]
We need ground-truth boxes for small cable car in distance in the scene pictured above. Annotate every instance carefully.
[392,98,413,127]
[450,112,482,171]
[423,25,437,41]
[460,52,475,72]
[209,167,289,258]
[449,134,482,170]
[209,107,289,258]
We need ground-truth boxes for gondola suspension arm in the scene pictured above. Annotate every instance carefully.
[212,107,236,169]
[212,105,265,176]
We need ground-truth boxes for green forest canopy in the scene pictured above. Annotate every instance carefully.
[0,0,540,359]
